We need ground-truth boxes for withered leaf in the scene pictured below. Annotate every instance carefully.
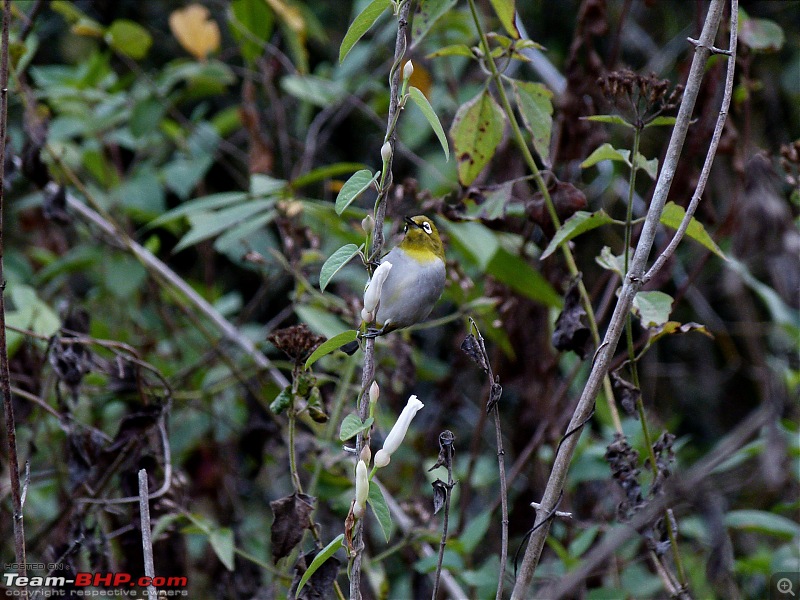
[526,180,587,238]
[552,278,592,359]
[432,479,448,515]
[460,333,489,372]
[487,381,503,413]
[429,430,455,471]
[270,493,315,564]
[290,549,340,600]
[610,367,641,417]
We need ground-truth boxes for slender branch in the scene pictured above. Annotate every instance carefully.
[351,4,411,598]
[431,431,455,600]
[0,0,28,590]
[644,0,738,284]
[138,469,158,600]
[510,2,730,596]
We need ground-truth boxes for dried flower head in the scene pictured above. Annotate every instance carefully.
[779,140,800,189]
[597,69,684,128]
[268,324,326,364]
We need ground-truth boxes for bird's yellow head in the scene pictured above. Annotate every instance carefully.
[398,215,445,263]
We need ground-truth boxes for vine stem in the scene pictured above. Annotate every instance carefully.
[350,3,411,598]
[510,1,730,596]
[0,1,28,593]
[466,0,623,434]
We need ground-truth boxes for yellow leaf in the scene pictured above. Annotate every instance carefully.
[168,4,220,61]
[405,60,432,99]
[266,0,305,35]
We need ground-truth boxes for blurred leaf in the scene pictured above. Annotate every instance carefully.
[487,248,562,308]
[660,201,725,259]
[408,86,450,161]
[339,0,390,63]
[595,245,627,277]
[280,74,346,107]
[169,4,221,60]
[584,114,634,128]
[209,527,235,571]
[130,98,166,137]
[163,156,213,200]
[644,116,678,128]
[412,0,458,47]
[444,220,500,270]
[634,153,658,179]
[458,509,492,554]
[368,482,393,542]
[339,414,374,441]
[270,386,293,414]
[230,0,274,65]
[739,9,785,53]
[149,192,248,228]
[319,243,361,291]
[569,524,600,558]
[647,321,712,346]
[541,210,614,259]
[294,534,344,598]
[292,162,367,189]
[725,510,800,539]
[451,89,505,186]
[426,44,474,58]
[632,291,673,328]
[105,20,152,59]
[174,201,275,252]
[513,80,553,163]
[335,169,378,215]
[270,493,315,563]
[488,0,519,39]
[6,285,60,355]
[295,305,351,338]
[305,330,359,370]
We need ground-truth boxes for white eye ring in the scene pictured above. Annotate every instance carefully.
[422,222,432,234]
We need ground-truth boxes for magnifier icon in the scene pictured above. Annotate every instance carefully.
[778,578,796,597]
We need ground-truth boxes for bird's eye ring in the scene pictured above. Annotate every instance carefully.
[422,222,432,234]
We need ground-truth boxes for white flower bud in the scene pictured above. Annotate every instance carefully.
[373,395,424,468]
[361,214,374,234]
[403,60,414,81]
[369,381,380,406]
[380,141,392,164]
[353,460,369,518]
[360,444,372,466]
[363,261,392,317]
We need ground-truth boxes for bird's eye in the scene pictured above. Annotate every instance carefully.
[422,222,432,234]
[403,224,408,233]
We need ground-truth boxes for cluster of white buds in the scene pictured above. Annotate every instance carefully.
[361,261,392,323]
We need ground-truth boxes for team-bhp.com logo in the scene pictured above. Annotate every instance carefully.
[3,571,188,597]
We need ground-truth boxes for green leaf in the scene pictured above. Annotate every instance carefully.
[270,386,293,415]
[148,192,248,229]
[739,9,785,53]
[541,210,614,259]
[209,527,235,571]
[295,534,345,598]
[581,143,630,169]
[644,116,677,128]
[513,80,553,163]
[569,524,600,558]
[408,86,450,161]
[280,74,346,107]
[634,153,659,180]
[487,248,562,308]
[647,321,712,346]
[659,201,725,259]
[632,291,673,328]
[368,482,393,542]
[174,201,275,253]
[412,0,458,46]
[488,0,519,39]
[291,162,368,189]
[584,115,634,128]
[339,414,374,441]
[335,169,378,215]
[304,330,359,370]
[458,510,492,554]
[425,44,474,59]
[444,221,499,270]
[105,20,152,59]
[725,510,800,539]
[595,245,629,277]
[230,0,274,65]
[451,89,505,186]
[339,0,390,63]
[319,244,361,292]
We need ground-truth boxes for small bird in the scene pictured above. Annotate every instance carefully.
[344,215,446,352]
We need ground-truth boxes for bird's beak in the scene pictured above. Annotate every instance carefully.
[404,216,421,229]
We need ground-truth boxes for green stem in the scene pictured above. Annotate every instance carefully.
[466,0,622,433]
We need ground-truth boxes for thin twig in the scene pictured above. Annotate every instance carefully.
[0,0,27,590]
[431,431,456,600]
[138,469,158,600]
[510,2,731,597]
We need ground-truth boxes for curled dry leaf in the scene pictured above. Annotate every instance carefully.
[168,4,220,61]
[270,493,315,563]
[552,278,592,360]
[610,366,640,417]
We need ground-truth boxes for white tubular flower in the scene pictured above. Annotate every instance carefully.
[403,60,414,81]
[362,261,392,322]
[380,141,393,164]
[374,395,424,468]
[353,460,369,518]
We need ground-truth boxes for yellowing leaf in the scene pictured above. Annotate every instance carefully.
[169,4,221,61]
[266,0,305,34]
